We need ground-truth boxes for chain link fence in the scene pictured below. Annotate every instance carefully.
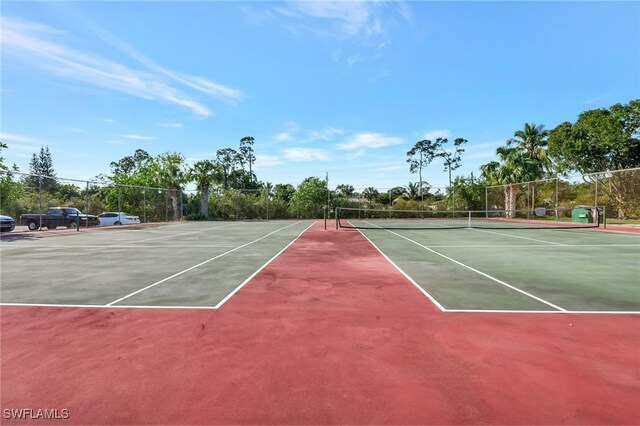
[0,172,182,224]
[485,168,639,223]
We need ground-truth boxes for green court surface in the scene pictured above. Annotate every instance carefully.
[0,221,312,308]
[353,222,640,312]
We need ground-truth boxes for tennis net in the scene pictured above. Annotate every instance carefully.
[336,207,601,230]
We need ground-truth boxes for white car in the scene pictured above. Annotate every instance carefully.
[97,212,141,226]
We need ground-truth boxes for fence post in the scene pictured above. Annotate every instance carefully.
[555,176,559,222]
[143,187,146,223]
[38,175,43,230]
[485,186,488,218]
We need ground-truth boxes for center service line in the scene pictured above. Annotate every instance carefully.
[105,221,303,306]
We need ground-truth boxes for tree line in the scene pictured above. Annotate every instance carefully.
[1,99,638,221]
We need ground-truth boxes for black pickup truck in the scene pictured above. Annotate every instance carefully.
[20,207,100,231]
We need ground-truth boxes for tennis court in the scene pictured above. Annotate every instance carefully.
[336,206,639,313]
[1,218,639,424]
[0,220,312,308]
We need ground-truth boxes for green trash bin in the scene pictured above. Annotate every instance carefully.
[571,207,592,223]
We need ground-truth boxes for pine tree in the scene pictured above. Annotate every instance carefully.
[24,146,58,193]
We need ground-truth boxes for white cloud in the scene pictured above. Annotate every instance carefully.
[276,132,294,141]
[284,148,328,161]
[60,127,86,134]
[269,1,412,65]
[117,134,155,140]
[284,1,376,38]
[0,17,243,117]
[0,133,41,144]
[305,127,344,142]
[157,122,183,128]
[422,129,452,140]
[337,132,403,151]
[256,154,283,167]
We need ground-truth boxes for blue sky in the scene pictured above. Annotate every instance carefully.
[1,1,638,192]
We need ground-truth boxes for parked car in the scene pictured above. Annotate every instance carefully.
[20,207,100,230]
[0,215,15,232]
[98,212,141,226]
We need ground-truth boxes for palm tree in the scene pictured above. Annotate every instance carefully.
[481,146,538,217]
[362,187,379,207]
[403,182,421,201]
[188,160,221,218]
[507,123,551,208]
[155,153,186,220]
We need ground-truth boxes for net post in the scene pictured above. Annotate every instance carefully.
[468,210,471,229]
[335,207,339,230]
[603,205,607,229]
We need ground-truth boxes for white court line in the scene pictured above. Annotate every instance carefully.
[214,221,316,309]
[105,221,303,306]
[0,244,243,250]
[3,303,636,314]
[353,223,446,311]
[471,228,567,246]
[444,308,640,314]
[103,222,244,247]
[376,243,639,249]
[362,221,566,312]
[0,302,215,310]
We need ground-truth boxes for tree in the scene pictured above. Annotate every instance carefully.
[448,174,487,210]
[216,148,239,190]
[407,137,467,208]
[239,136,256,179]
[274,183,296,204]
[290,176,327,218]
[403,182,422,201]
[480,146,538,216]
[154,152,186,220]
[188,160,221,218]
[547,99,640,173]
[507,123,551,209]
[110,149,151,175]
[0,142,21,212]
[335,184,355,197]
[24,146,58,193]
[362,187,379,207]
[547,100,640,219]
[407,140,437,206]
[437,137,467,208]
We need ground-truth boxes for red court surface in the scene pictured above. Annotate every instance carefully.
[1,222,639,424]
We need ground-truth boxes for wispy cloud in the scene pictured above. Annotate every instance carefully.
[305,127,344,143]
[422,129,452,140]
[59,127,86,134]
[337,132,403,151]
[284,148,329,161]
[117,134,155,141]
[276,131,295,142]
[256,154,283,167]
[0,132,42,144]
[157,122,183,128]
[1,17,243,118]
[583,94,608,105]
[266,1,412,65]
[274,123,344,145]
[0,133,45,159]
